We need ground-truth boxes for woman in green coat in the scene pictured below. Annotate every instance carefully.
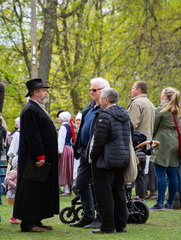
[150,87,181,210]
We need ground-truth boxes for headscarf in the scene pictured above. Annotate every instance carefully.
[59,111,76,142]
[58,111,71,122]
[75,112,82,120]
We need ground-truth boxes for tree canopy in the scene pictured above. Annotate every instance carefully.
[0,0,181,130]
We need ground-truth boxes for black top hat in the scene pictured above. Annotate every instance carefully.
[25,78,49,97]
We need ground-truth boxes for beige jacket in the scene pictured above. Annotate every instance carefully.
[127,94,155,140]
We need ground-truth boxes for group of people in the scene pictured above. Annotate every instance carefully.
[69,78,181,233]
[1,77,181,234]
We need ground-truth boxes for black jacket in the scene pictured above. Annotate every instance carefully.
[90,104,131,169]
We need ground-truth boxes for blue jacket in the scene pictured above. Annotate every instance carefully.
[74,101,100,160]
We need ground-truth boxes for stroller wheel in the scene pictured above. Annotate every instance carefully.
[59,207,78,224]
[127,200,149,224]
[75,206,83,221]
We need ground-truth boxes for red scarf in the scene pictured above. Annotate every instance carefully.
[70,118,76,142]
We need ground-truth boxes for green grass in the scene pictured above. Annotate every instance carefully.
[1,193,181,240]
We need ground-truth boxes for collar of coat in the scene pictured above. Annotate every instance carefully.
[127,94,148,107]
[131,94,148,101]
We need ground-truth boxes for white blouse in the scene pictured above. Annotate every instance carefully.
[58,123,67,154]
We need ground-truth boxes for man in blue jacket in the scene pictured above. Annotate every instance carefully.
[70,78,110,228]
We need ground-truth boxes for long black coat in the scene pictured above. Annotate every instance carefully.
[13,100,59,221]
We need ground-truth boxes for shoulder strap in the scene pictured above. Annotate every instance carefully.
[172,114,180,136]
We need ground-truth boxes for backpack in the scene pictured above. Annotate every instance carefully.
[133,130,147,148]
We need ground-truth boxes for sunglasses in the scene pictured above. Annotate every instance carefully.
[89,88,104,92]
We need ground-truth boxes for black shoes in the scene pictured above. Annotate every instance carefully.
[69,218,93,227]
[84,218,102,229]
[116,227,127,232]
[92,227,127,234]
[92,229,116,234]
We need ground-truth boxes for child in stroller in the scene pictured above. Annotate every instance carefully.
[59,132,160,225]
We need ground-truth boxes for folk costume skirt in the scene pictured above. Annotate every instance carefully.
[58,145,74,185]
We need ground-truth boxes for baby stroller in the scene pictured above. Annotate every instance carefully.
[59,137,160,225]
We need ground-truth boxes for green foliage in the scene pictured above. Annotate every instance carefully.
[0,0,181,129]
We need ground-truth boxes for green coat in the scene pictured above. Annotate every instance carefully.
[150,101,180,167]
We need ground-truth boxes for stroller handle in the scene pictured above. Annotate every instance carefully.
[136,140,160,150]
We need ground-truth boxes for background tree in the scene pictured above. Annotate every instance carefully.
[0,0,181,130]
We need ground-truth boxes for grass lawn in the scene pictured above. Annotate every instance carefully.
[1,192,181,240]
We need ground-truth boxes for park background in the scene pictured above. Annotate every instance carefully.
[0,0,181,130]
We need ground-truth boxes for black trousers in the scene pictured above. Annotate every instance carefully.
[135,161,146,199]
[20,220,43,231]
[92,162,128,231]
[76,149,95,220]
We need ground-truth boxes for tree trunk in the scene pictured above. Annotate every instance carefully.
[38,0,57,84]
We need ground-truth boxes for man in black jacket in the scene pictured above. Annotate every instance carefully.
[70,78,110,228]
[90,88,131,234]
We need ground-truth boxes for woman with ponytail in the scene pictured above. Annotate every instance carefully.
[150,87,181,210]
[58,111,75,196]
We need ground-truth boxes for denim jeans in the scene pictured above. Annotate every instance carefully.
[0,160,5,203]
[176,160,181,203]
[154,163,178,206]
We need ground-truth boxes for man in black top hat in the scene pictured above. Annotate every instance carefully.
[13,78,59,232]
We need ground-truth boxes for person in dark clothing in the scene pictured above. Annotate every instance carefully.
[90,88,132,234]
[13,78,59,233]
[70,77,110,228]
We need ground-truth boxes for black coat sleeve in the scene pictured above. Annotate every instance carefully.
[90,113,110,160]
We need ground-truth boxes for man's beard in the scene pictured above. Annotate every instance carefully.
[37,97,47,105]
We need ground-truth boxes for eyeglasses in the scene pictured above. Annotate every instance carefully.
[89,88,104,92]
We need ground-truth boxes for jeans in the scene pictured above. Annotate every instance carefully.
[154,163,178,206]
[76,149,95,220]
[176,160,181,203]
[0,160,5,203]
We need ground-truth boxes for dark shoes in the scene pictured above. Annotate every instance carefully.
[69,218,93,227]
[92,229,116,234]
[116,227,127,232]
[40,225,53,230]
[92,227,127,234]
[84,218,102,229]
[149,204,164,210]
[21,226,46,232]
[164,203,173,210]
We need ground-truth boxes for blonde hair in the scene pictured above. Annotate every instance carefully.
[161,87,181,116]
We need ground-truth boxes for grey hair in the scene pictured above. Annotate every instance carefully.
[90,77,110,88]
[101,88,118,103]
